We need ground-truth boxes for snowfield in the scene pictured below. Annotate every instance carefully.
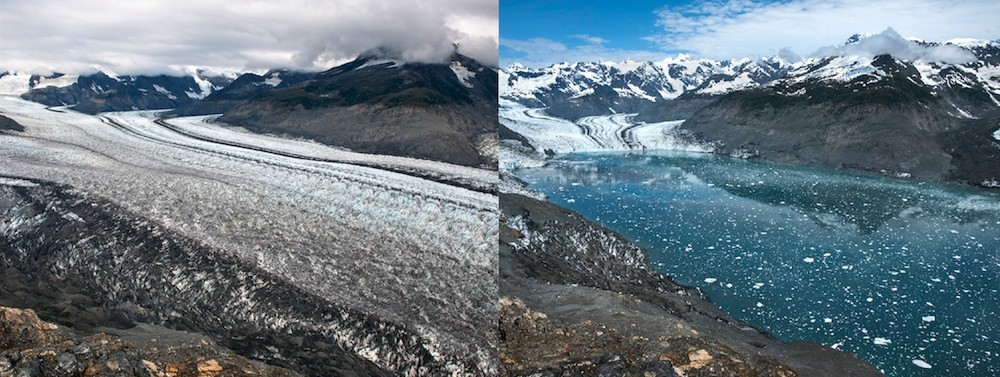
[500,101,713,155]
[0,95,498,374]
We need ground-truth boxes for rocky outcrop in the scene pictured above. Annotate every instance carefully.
[0,114,24,132]
[0,306,299,377]
[499,193,883,377]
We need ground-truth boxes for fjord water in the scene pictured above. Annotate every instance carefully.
[515,151,999,377]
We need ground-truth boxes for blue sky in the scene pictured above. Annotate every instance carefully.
[501,0,1000,67]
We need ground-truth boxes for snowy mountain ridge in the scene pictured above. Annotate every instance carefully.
[502,30,1000,119]
[500,54,792,107]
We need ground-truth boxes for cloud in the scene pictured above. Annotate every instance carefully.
[571,34,608,45]
[647,0,1000,59]
[0,0,498,75]
[813,28,976,64]
[501,37,665,68]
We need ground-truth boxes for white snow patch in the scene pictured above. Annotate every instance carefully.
[152,85,178,100]
[0,72,32,95]
[264,75,282,87]
[450,61,476,88]
[33,74,78,89]
[356,59,402,70]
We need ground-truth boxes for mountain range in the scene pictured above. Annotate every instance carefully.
[501,30,1000,187]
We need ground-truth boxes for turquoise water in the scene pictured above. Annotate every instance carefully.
[515,151,1000,377]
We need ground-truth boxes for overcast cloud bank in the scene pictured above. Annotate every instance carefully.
[0,0,498,75]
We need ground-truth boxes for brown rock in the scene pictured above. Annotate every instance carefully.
[198,359,224,376]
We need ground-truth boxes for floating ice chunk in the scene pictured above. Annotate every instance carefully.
[803,257,815,263]
[756,302,764,308]
[704,278,718,284]
[922,316,936,322]
[873,337,891,345]
[912,359,932,369]
[824,318,833,323]
[752,283,764,289]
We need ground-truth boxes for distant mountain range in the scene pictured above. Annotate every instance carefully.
[500,30,1000,187]
[0,69,236,113]
[501,52,793,120]
[1,51,499,168]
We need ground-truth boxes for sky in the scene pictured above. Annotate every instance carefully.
[0,0,499,75]
[501,0,1000,67]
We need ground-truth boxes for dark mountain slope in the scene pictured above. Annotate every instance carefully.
[218,53,498,167]
[681,53,1000,184]
[169,70,316,116]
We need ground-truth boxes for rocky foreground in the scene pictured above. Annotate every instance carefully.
[499,192,883,376]
[0,306,297,376]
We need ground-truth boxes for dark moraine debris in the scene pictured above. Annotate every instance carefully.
[499,193,883,377]
[0,114,25,133]
[0,177,480,376]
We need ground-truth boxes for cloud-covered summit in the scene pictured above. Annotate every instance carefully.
[0,0,498,75]
[812,28,977,64]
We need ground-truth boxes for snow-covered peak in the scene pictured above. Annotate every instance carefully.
[945,38,998,49]
[786,55,885,84]
[501,53,793,107]
[814,28,977,65]
[845,32,878,45]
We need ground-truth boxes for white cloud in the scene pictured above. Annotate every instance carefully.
[0,0,498,75]
[571,34,609,45]
[813,28,976,64]
[501,37,665,68]
[648,0,1000,59]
